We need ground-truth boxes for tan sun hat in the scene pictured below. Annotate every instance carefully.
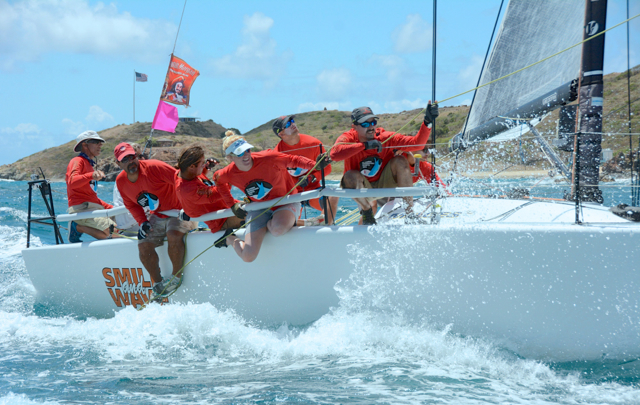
[73,130,105,152]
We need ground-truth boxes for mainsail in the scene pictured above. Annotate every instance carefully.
[459,0,584,145]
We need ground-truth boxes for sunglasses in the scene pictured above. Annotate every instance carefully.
[231,150,249,157]
[359,120,377,128]
[279,119,295,133]
[86,139,103,144]
[121,154,137,163]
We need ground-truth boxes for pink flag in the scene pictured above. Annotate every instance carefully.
[152,100,179,133]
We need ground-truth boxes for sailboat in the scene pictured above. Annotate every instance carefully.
[21,0,639,361]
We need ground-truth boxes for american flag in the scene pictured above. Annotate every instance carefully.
[135,72,148,82]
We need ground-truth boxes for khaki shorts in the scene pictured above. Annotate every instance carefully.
[245,203,301,234]
[340,163,398,205]
[68,202,116,231]
[139,214,198,247]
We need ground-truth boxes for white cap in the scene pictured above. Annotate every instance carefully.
[224,138,254,156]
[73,130,105,152]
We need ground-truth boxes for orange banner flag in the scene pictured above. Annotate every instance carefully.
[160,55,200,107]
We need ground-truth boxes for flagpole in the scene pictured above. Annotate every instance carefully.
[133,70,136,123]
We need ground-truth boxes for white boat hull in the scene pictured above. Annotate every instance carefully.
[22,197,640,360]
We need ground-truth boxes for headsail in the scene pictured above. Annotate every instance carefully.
[458,0,584,145]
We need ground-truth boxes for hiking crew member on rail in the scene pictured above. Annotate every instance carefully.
[273,114,339,226]
[394,150,449,193]
[114,142,197,301]
[175,145,243,234]
[214,131,328,262]
[65,130,117,243]
[329,104,438,225]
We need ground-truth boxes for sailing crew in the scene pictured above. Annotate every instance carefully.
[214,131,328,262]
[329,103,438,224]
[273,114,339,225]
[112,143,145,235]
[113,142,197,301]
[394,150,449,192]
[65,130,117,243]
[175,145,243,235]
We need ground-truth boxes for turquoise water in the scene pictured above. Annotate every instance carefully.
[1,178,639,404]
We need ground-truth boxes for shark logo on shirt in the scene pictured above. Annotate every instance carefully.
[245,180,273,200]
[287,167,309,177]
[136,192,160,211]
[360,156,383,178]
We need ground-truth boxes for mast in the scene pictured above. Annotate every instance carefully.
[571,0,607,203]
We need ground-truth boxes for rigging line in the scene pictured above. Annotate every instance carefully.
[460,0,505,138]
[430,0,438,190]
[139,150,330,300]
[627,0,635,201]
[435,12,640,106]
[172,0,188,55]
[369,13,640,156]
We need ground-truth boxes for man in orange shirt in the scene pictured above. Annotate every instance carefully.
[114,142,197,301]
[65,130,116,243]
[330,104,438,224]
[273,115,339,225]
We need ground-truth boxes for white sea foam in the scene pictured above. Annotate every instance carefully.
[0,393,59,405]
[0,306,638,404]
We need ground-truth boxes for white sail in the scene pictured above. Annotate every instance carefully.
[464,0,584,142]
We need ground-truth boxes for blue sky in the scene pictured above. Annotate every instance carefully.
[1,0,638,165]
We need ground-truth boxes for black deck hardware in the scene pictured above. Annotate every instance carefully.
[26,172,64,248]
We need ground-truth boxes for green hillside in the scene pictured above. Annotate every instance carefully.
[0,67,637,181]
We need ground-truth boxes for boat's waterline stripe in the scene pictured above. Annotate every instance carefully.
[56,186,439,222]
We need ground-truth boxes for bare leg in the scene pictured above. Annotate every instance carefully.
[138,242,161,283]
[325,196,340,225]
[228,227,267,263]
[266,209,296,236]
[166,230,187,277]
[76,224,110,240]
[388,156,415,212]
[341,170,377,211]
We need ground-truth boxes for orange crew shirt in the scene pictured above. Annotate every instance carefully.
[175,174,236,233]
[115,159,182,225]
[329,123,431,183]
[214,150,316,204]
[65,155,113,209]
[275,133,331,192]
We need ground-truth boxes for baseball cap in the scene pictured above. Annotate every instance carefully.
[225,138,254,156]
[351,107,378,124]
[272,115,295,135]
[114,142,136,162]
[73,130,105,152]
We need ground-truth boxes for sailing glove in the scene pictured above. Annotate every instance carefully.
[206,158,219,170]
[298,174,316,189]
[315,153,330,170]
[178,209,190,221]
[138,221,152,240]
[231,202,248,219]
[362,140,382,153]
[424,103,439,125]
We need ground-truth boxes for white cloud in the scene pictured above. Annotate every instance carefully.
[62,118,86,136]
[210,12,290,85]
[392,14,431,54]
[458,54,484,93]
[382,99,427,113]
[316,68,352,101]
[0,123,61,164]
[0,0,176,71]
[297,101,351,113]
[370,54,410,99]
[86,106,114,123]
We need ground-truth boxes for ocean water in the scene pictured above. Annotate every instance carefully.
[1,178,639,404]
